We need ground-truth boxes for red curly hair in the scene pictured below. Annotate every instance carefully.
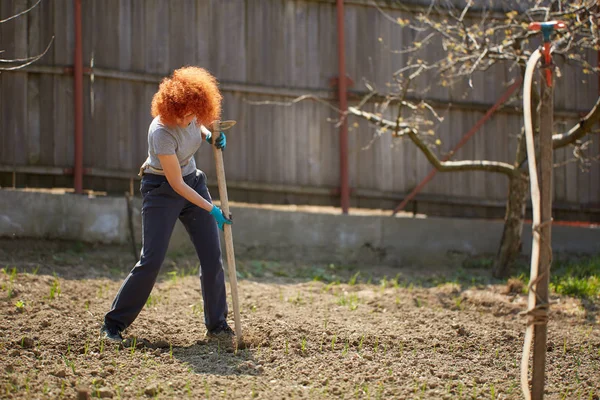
[151,66,222,127]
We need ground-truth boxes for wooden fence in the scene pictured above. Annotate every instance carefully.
[1,0,599,220]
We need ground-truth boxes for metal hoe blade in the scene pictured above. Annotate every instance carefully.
[212,120,236,132]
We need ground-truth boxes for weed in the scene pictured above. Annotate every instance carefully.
[48,277,61,300]
[374,337,379,353]
[130,337,137,355]
[550,256,600,299]
[285,339,289,354]
[204,379,210,399]
[322,281,338,293]
[146,294,160,308]
[337,292,359,310]
[392,274,401,289]
[342,338,349,356]
[167,270,178,285]
[301,337,307,353]
[185,381,192,397]
[191,301,203,316]
[62,355,76,374]
[349,271,360,286]
[15,300,25,311]
[376,382,384,400]
[331,335,337,351]
[490,384,496,399]
[453,296,464,310]
[380,276,388,292]
[84,338,90,356]
[289,291,303,305]
[100,339,105,354]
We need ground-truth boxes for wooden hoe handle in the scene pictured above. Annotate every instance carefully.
[211,120,242,344]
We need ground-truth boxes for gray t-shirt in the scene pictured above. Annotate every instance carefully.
[143,116,203,177]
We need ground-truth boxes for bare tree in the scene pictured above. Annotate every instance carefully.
[0,0,53,72]
[349,0,600,277]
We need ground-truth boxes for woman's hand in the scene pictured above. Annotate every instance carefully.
[209,205,233,231]
[205,132,227,150]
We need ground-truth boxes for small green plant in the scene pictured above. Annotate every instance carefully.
[289,291,304,305]
[331,335,337,351]
[130,337,137,355]
[349,271,360,285]
[376,382,384,400]
[336,293,359,310]
[285,339,289,355]
[146,294,160,308]
[100,339,105,354]
[167,270,178,285]
[380,276,388,292]
[204,379,210,399]
[169,342,173,359]
[392,274,401,289]
[15,300,25,311]
[453,296,464,310]
[301,337,307,353]
[84,338,90,356]
[342,338,349,356]
[48,277,61,300]
[191,301,203,316]
[374,337,379,353]
[62,355,76,374]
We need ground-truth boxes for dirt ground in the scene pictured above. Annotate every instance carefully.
[0,238,598,399]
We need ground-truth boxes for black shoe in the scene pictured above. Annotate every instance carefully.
[99,324,123,343]
[205,321,235,339]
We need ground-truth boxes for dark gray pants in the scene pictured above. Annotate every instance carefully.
[104,170,227,332]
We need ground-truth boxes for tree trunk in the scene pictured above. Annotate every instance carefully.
[493,174,528,278]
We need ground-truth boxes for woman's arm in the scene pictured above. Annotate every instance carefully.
[157,154,213,211]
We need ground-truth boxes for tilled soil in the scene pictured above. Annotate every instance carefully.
[0,239,598,399]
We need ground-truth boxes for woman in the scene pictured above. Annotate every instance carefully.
[100,66,233,342]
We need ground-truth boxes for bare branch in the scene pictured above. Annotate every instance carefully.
[244,94,341,113]
[0,0,42,24]
[349,106,517,176]
[0,36,54,71]
[405,128,518,175]
[553,95,600,149]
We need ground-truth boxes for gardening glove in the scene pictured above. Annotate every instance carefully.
[205,132,227,150]
[209,204,232,231]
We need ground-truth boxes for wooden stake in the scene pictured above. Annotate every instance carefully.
[211,121,242,344]
[531,66,554,400]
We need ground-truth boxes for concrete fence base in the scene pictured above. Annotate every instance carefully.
[1,189,598,267]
